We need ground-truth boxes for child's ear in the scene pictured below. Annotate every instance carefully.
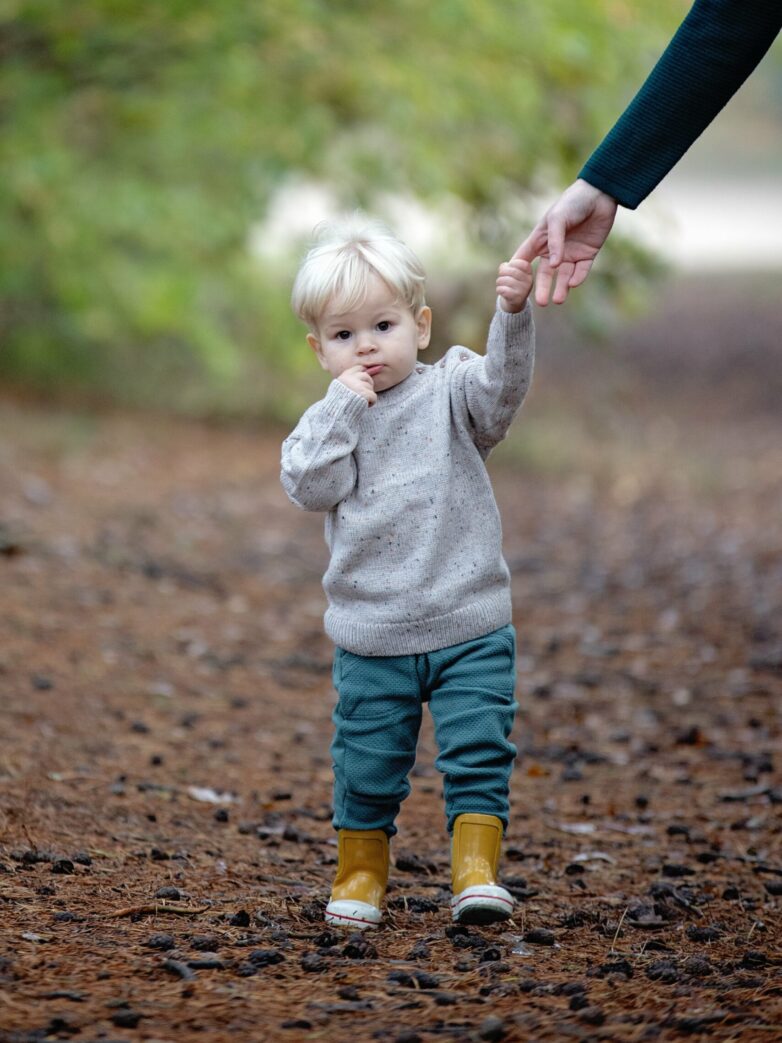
[416,306,432,352]
[307,332,329,371]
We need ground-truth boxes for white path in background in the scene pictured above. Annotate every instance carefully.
[616,176,782,271]
[252,176,782,273]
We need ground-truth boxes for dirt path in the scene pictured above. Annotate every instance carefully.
[0,379,780,1042]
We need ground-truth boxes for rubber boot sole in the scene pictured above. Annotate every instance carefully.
[450,884,514,924]
[325,899,381,930]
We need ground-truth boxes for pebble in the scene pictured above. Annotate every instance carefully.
[111,1010,142,1028]
[343,935,377,960]
[687,925,722,942]
[413,971,439,990]
[645,958,680,983]
[577,1006,605,1026]
[592,958,633,979]
[300,952,327,973]
[314,929,342,949]
[228,910,251,927]
[661,863,695,877]
[388,895,439,913]
[524,928,555,946]
[478,1015,507,1041]
[190,934,221,952]
[155,886,181,900]
[51,859,75,875]
[684,955,714,977]
[558,981,587,995]
[247,949,284,967]
[144,934,175,951]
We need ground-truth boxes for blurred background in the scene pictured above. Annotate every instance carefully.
[2,0,779,423]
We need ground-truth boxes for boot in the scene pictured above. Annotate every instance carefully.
[325,829,389,930]
[450,813,514,924]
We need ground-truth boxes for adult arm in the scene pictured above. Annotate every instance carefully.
[516,0,781,304]
[580,0,782,209]
[280,381,366,511]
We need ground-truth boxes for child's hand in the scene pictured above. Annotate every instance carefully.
[338,365,378,406]
[496,258,533,313]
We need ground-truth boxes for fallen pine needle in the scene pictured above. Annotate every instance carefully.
[111,902,211,918]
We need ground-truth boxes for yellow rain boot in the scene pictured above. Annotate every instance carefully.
[450,813,514,924]
[325,829,389,930]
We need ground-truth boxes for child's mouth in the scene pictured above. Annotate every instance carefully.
[364,365,384,376]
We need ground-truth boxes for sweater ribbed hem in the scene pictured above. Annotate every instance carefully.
[325,591,512,657]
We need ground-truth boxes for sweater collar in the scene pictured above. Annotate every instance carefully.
[373,363,428,408]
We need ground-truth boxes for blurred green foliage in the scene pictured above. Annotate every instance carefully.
[0,0,682,417]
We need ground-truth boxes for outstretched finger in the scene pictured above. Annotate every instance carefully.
[546,212,567,268]
[551,261,575,304]
[567,259,594,289]
[534,258,555,307]
[513,225,546,264]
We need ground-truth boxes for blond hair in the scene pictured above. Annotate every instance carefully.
[291,214,427,329]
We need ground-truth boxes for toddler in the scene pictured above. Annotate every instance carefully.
[281,215,534,929]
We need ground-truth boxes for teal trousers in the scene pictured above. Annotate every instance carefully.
[330,625,518,837]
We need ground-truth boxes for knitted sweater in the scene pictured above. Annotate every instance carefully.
[280,303,534,656]
[580,0,782,209]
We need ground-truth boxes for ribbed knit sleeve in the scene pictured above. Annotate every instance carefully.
[452,301,535,454]
[579,0,782,209]
[280,380,367,511]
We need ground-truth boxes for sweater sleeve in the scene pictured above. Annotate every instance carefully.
[451,300,535,453]
[280,380,368,511]
[579,0,782,210]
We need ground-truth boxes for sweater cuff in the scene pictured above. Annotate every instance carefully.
[321,379,369,423]
[578,163,640,210]
[493,296,533,333]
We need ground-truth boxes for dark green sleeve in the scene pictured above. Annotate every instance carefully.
[579,0,782,209]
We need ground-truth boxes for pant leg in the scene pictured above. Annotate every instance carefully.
[427,625,518,834]
[330,648,422,838]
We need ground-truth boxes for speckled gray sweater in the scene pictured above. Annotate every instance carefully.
[280,302,535,656]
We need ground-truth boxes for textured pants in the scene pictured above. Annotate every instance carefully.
[330,625,518,837]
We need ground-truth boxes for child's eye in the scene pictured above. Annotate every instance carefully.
[376,321,392,332]
[335,330,351,341]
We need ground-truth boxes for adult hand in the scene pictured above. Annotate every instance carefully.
[514,180,618,306]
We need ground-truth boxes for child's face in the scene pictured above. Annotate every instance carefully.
[307,273,431,394]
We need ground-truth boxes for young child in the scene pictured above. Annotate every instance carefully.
[281,215,534,929]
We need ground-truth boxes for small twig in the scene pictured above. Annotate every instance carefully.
[608,905,629,956]
[111,902,210,918]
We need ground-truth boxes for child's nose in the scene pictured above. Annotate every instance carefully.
[356,333,376,353]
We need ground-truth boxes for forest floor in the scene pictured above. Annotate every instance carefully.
[1,278,781,1042]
